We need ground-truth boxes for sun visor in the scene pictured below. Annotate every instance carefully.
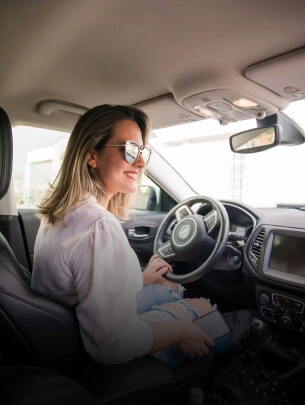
[245,48,305,100]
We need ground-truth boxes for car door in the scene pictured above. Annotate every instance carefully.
[121,180,177,269]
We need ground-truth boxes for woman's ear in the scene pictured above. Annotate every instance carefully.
[87,150,98,168]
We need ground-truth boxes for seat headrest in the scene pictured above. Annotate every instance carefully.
[0,107,13,200]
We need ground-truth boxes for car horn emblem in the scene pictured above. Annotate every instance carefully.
[178,224,191,239]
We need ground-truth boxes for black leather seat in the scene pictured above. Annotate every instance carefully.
[0,365,100,405]
[0,107,214,404]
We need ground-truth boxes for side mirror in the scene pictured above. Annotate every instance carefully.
[135,185,157,210]
[229,125,281,153]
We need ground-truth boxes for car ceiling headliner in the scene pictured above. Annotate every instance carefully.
[1,0,305,131]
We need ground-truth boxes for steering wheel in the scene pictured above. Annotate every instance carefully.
[154,196,230,284]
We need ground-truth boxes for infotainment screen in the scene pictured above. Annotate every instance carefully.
[269,234,305,278]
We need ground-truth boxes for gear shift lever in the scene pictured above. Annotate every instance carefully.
[206,318,292,403]
[245,318,269,377]
[248,318,269,356]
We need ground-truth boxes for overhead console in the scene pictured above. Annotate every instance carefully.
[181,88,278,125]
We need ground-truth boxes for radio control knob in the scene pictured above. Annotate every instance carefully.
[260,293,270,305]
[281,314,293,328]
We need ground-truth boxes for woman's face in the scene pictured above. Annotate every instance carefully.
[87,119,146,205]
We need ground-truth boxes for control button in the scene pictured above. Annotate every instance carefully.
[287,347,300,359]
[260,293,270,305]
[295,302,304,312]
[229,254,241,265]
[281,314,293,328]
[264,335,277,348]
[209,217,215,226]
[272,294,304,313]
[261,307,278,323]
[273,294,280,306]
[205,216,215,230]
[159,244,173,256]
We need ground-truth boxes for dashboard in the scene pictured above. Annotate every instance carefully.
[163,200,305,337]
[224,202,255,244]
[220,202,305,337]
[248,226,305,288]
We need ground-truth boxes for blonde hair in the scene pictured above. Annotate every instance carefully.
[39,104,151,224]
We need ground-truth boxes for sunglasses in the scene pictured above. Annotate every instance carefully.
[103,141,152,164]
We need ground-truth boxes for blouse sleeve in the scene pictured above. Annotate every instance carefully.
[71,214,153,364]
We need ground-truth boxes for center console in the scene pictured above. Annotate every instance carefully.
[212,223,305,404]
[247,225,305,339]
[257,285,305,335]
[204,318,304,405]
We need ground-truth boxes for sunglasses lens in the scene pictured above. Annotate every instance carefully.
[125,143,139,163]
[141,148,151,164]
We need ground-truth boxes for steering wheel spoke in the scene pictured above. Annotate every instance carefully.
[204,209,218,234]
[157,240,176,260]
[175,204,193,221]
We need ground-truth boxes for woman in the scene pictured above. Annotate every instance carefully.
[31,104,215,367]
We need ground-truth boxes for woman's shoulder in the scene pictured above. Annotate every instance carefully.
[64,194,118,227]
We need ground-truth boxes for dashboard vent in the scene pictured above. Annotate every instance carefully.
[250,228,266,260]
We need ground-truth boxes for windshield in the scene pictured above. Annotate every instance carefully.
[150,99,305,208]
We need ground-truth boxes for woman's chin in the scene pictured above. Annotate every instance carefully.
[122,186,137,194]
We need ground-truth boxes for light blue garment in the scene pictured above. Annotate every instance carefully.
[136,283,235,369]
[136,283,185,314]
[137,285,187,369]
[136,284,257,369]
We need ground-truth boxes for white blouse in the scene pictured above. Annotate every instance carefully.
[32,194,153,364]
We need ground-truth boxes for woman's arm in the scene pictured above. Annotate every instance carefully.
[148,319,215,358]
[73,216,154,364]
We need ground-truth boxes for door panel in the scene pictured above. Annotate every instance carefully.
[121,212,167,268]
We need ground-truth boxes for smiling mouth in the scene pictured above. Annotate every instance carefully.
[124,172,137,180]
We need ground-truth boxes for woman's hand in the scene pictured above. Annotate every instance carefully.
[142,255,173,285]
[177,319,215,358]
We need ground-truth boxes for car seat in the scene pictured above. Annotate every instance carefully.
[0,365,100,405]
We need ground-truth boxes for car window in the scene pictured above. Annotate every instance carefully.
[135,174,161,211]
[12,126,70,208]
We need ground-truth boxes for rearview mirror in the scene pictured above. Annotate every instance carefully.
[230,125,281,153]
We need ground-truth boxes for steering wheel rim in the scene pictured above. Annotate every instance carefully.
[154,196,230,283]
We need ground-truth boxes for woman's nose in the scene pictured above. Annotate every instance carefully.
[134,152,146,168]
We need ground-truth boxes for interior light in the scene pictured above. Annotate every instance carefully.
[193,105,221,120]
[193,105,210,117]
[231,98,258,108]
